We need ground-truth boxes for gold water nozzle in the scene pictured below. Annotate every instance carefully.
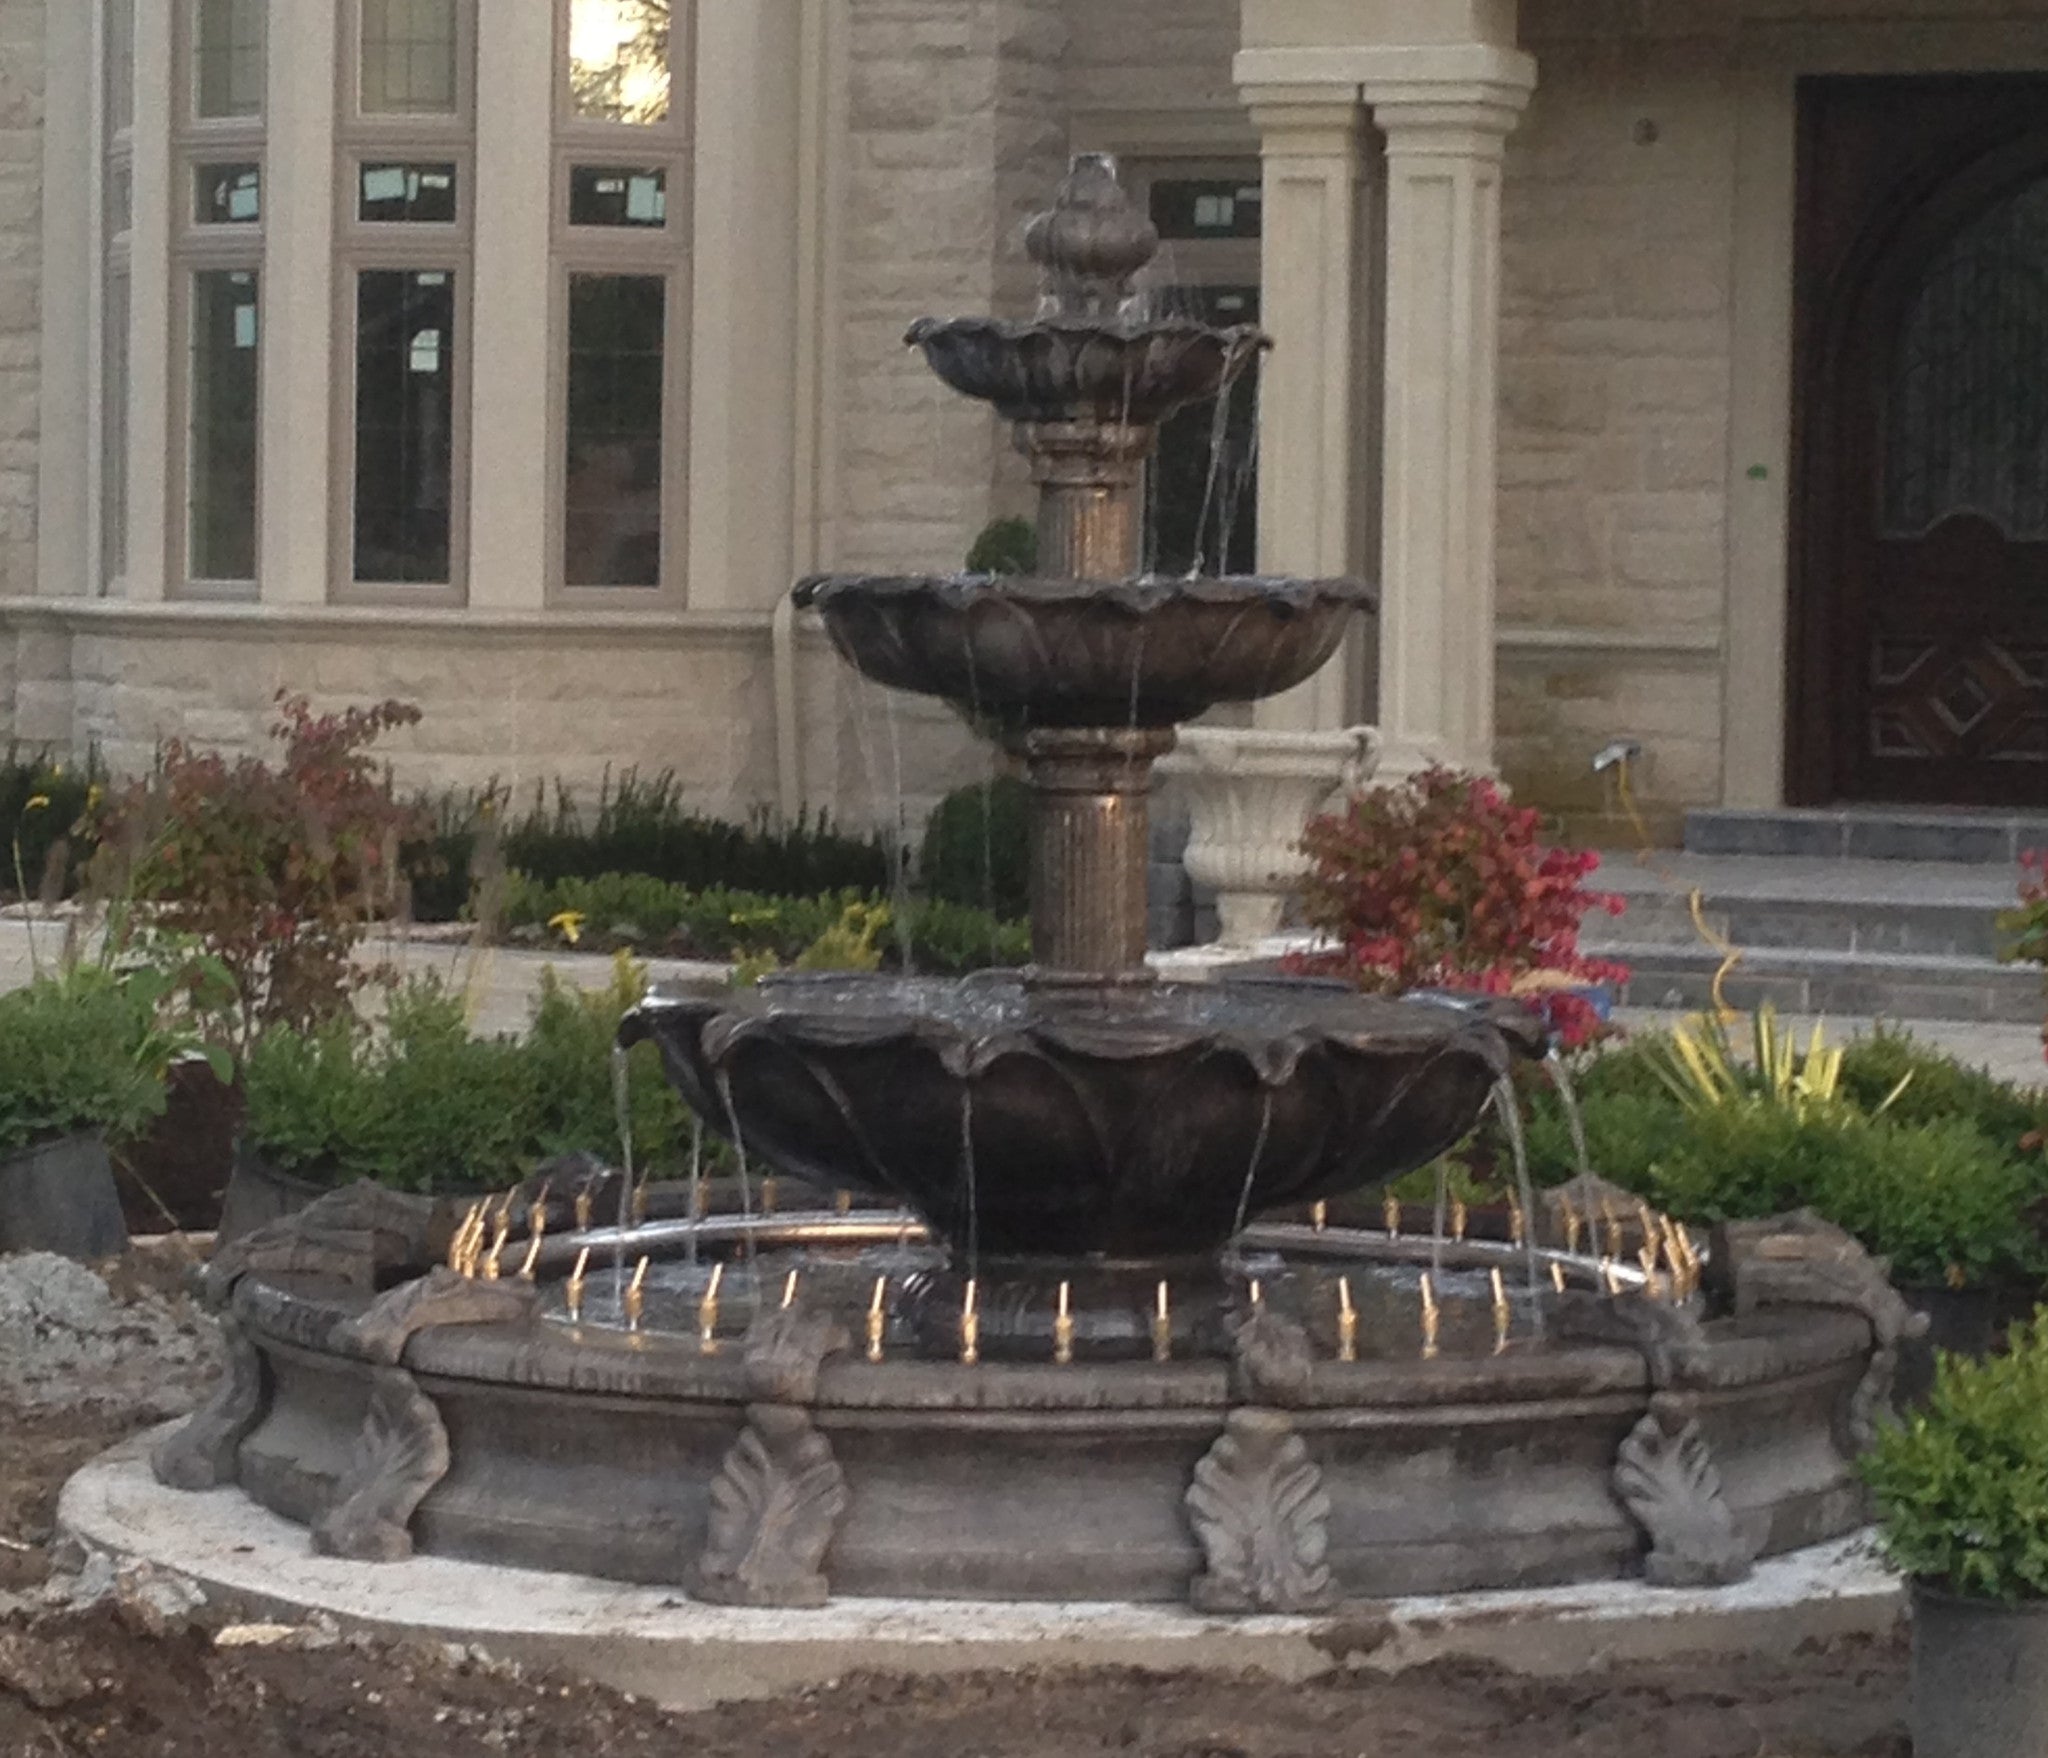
[1337,1276,1358,1364]
[1151,1280,1172,1363]
[960,1279,980,1367]
[1053,1280,1075,1366]
[565,1246,590,1325]
[697,1261,724,1351]
[624,1255,649,1333]
[865,1274,888,1364]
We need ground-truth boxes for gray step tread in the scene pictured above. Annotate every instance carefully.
[1592,942,2031,978]
[1593,853,2016,908]
[1685,806,2048,864]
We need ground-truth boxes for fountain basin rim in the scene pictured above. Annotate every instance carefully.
[792,572,1380,617]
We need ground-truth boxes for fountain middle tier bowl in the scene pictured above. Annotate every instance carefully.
[620,973,1542,1259]
[792,573,1378,729]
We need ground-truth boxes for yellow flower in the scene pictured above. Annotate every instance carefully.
[547,909,587,946]
[86,784,102,810]
[21,795,49,812]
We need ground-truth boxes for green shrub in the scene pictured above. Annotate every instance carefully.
[0,969,186,1154]
[965,515,1037,576]
[501,870,1026,974]
[242,962,689,1194]
[1838,1026,2048,1151]
[1621,1104,2043,1290]
[918,777,1030,920]
[1863,1309,2048,1602]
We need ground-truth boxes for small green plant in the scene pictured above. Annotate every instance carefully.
[1863,1309,2048,1602]
[918,776,1030,920]
[3,747,101,906]
[1839,1025,2048,1150]
[965,515,1037,577]
[0,967,210,1155]
[1640,1005,1903,1117]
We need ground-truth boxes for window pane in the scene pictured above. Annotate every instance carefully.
[568,164,666,227]
[1149,179,1263,242]
[565,273,663,587]
[567,0,671,126]
[101,266,129,589]
[358,161,457,223]
[189,268,259,581]
[105,0,135,136]
[194,162,260,224]
[194,0,265,120]
[354,269,455,584]
[359,0,458,114]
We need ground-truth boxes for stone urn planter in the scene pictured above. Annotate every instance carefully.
[0,1132,128,1259]
[1160,725,1377,946]
[1911,1586,2048,1758]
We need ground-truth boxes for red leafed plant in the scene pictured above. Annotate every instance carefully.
[94,692,427,1057]
[1284,767,1628,1047]
[1997,849,2048,1064]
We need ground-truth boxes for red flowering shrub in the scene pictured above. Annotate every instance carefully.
[1997,849,2048,1064]
[95,692,426,1055]
[1284,767,1628,1047]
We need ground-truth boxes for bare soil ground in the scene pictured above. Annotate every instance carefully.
[0,1245,1910,1758]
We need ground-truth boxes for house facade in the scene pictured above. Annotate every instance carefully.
[1,0,2044,842]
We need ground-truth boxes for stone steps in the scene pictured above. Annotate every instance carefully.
[1685,806,2048,865]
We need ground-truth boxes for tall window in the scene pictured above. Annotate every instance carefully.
[337,0,473,596]
[99,0,135,590]
[1128,162,1263,577]
[553,0,690,597]
[174,0,267,592]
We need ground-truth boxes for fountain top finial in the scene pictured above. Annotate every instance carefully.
[1023,153,1160,320]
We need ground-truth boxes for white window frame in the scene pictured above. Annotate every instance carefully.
[547,0,693,605]
[169,0,266,599]
[330,0,476,604]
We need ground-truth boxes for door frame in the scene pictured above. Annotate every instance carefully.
[1785,71,2048,805]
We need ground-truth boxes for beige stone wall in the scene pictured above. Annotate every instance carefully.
[0,0,40,597]
[1062,0,1240,118]
[1495,21,1742,834]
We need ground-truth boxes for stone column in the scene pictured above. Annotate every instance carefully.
[260,0,341,606]
[467,7,556,611]
[1362,46,1534,776]
[1240,85,1367,735]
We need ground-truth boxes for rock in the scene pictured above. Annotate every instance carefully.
[0,1251,219,1417]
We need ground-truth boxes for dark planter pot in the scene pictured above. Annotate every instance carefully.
[1912,1583,2048,1758]
[0,1132,129,1259]
[113,1058,244,1235]
[216,1140,334,1243]
[1896,1284,2002,1408]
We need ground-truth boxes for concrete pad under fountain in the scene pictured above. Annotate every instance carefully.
[134,156,1917,1630]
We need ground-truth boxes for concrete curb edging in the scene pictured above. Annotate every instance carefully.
[61,1430,1905,1712]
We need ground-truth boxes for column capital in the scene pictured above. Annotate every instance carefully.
[1357,44,1536,152]
[1238,82,1366,156]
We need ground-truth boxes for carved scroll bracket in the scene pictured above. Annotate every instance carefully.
[343,1266,538,1367]
[1186,1408,1338,1615]
[152,1314,270,1491]
[1612,1406,1758,1588]
[310,1367,451,1563]
[693,1404,849,1608]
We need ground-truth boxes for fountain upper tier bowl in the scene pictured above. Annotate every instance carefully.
[793,573,1377,730]
[905,315,1266,426]
[621,972,1542,1259]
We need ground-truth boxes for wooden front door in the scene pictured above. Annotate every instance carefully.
[1792,78,2048,806]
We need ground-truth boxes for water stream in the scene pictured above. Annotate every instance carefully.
[1491,1076,1546,1337]
[1545,1051,1594,1181]
[609,1044,636,1313]
[715,1069,761,1313]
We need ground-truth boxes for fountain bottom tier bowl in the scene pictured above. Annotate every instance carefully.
[161,1192,1895,1614]
[618,972,1545,1260]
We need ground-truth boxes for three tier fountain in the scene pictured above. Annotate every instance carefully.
[155,158,1913,1614]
